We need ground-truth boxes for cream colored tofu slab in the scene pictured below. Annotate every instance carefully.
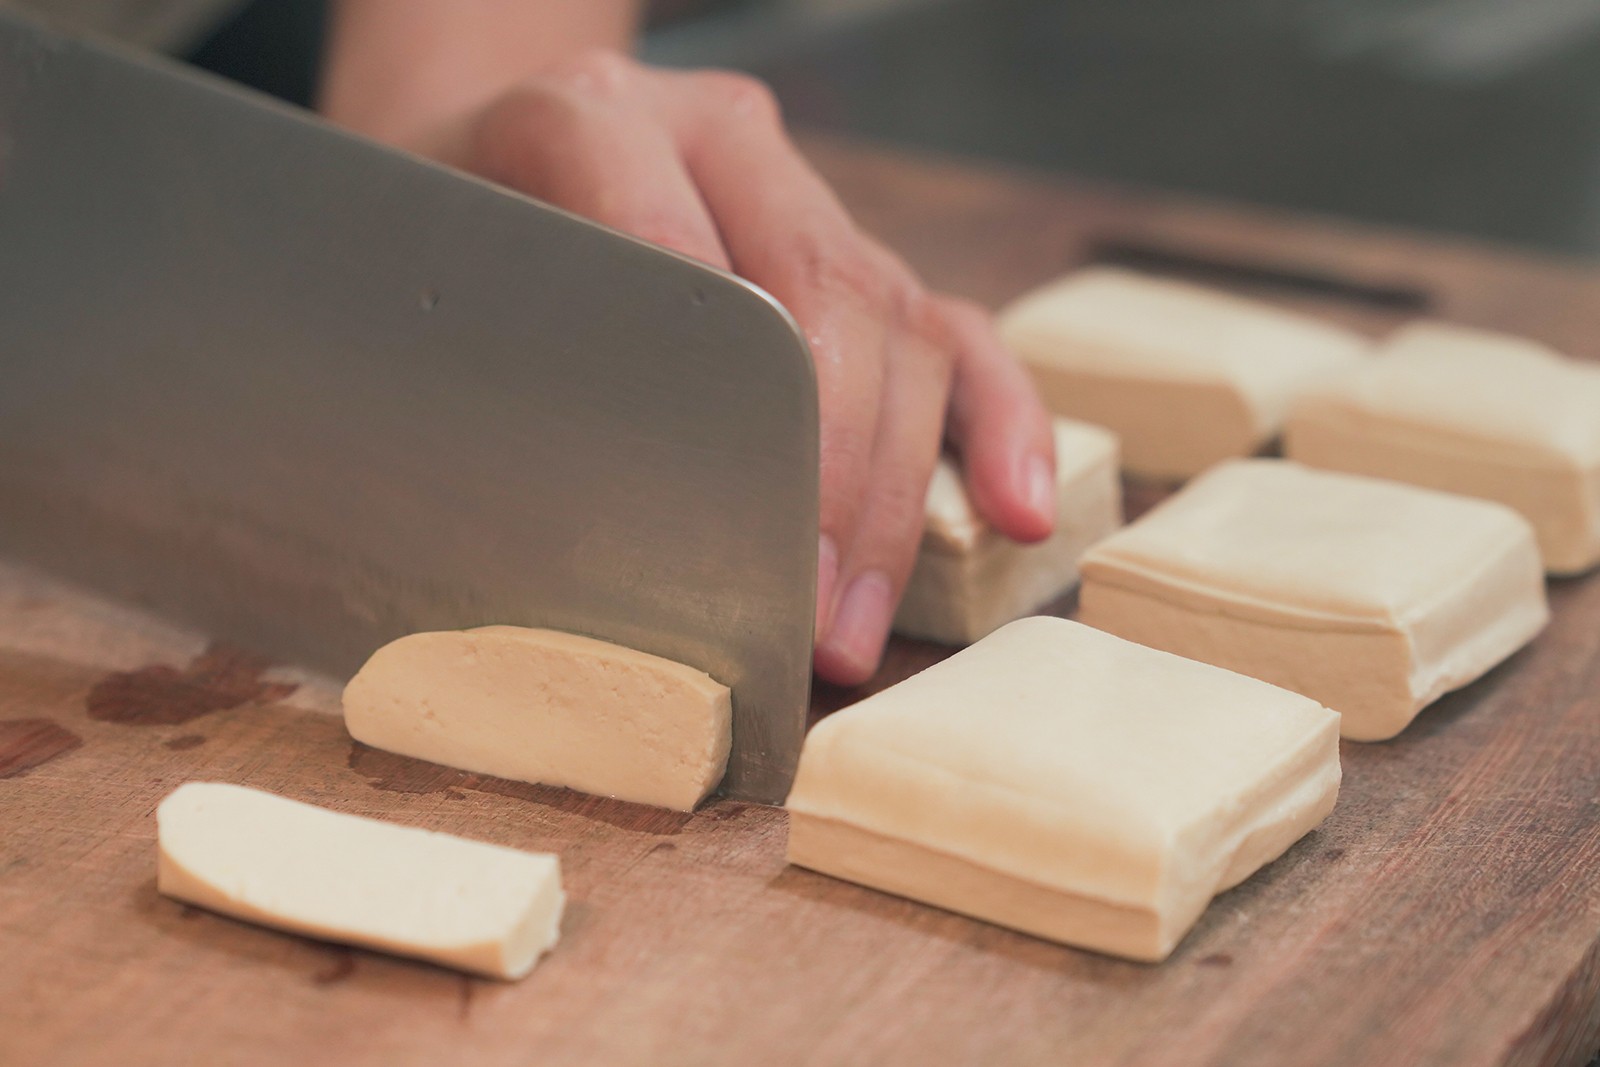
[1078,459,1549,741]
[344,626,731,812]
[1286,321,1600,575]
[156,782,564,980]
[785,617,1340,962]
[997,268,1372,480]
[894,419,1122,644]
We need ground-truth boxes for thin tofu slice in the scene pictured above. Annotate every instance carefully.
[344,626,731,812]
[1079,459,1549,740]
[786,617,1340,962]
[998,268,1371,480]
[157,782,564,980]
[1286,321,1600,574]
[894,418,1121,645]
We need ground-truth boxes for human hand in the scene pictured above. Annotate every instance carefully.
[334,49,1059,685]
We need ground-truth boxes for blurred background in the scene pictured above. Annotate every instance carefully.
[16,0,1600,257]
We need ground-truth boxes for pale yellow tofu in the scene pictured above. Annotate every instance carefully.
[344,626,730,812]
[1079,459,1549,740]
[1287,321,1600,575]
[998,268,1371,481]
[158,782,564,979]
[786,617,1341,962]
[894,418,1121,645]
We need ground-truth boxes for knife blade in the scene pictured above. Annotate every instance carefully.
[0,11,817,805]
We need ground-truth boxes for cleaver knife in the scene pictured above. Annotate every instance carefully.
[0,12,817,805]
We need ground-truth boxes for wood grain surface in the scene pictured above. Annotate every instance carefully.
[4,138,1600,1067]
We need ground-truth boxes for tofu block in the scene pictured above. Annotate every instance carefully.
[1286,321,1600,575]
[997,268,1372,480]
[157,782,564,980]
[893,418,1121,644]
[344,626,731,812]
[1079,460,1549,740]
[785,617,1340,962]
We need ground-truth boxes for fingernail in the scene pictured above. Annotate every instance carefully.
[815,534,839,640]
[1027,454,1055,523]
[822,569,893,677]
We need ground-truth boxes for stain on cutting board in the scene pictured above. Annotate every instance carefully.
[87,643,298,726]
[0,718,83,779]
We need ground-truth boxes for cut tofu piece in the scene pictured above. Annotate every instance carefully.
[156,782,564,980]
[785,617,1340,962]
[1079,459,1549,741]
[344,626,731,812]
[894,418,1121,645]
[1286,321,1600,575]
[997,268,1371,481]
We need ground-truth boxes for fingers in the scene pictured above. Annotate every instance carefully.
[469,53,731,269]
[815,296,955,684]
[653,68,886,613]
[656,70,959,684]
[780,271,891,651]
[805,296,890,649]
[941,297,1058,543]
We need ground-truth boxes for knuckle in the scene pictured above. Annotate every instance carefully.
[695,69,783,124]
[936,295,1014,381]
[787,231,884,304]
[549,48,639,100]
[936,295,992,338]
[893,283,958,371]
[888,275,934,336]
[473,83,598,186]
[487,82,587,139]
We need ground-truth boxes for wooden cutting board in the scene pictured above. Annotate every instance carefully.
[3,137,1598,1067]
